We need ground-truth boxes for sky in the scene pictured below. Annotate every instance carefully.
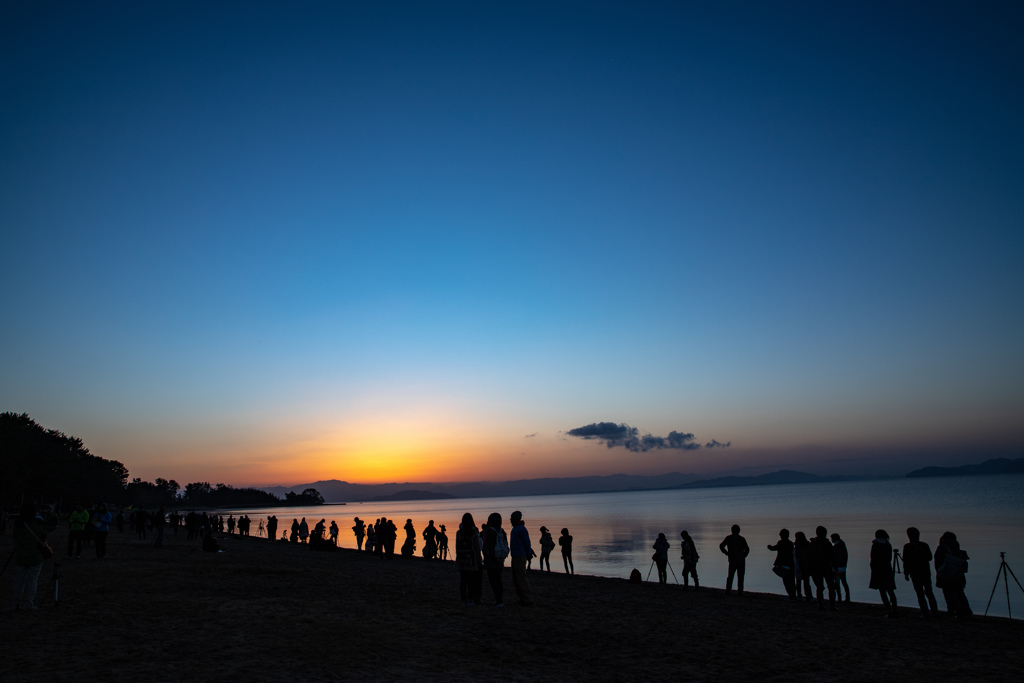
[2,2,1022,487]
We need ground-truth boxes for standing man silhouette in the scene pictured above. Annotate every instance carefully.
[719,524,750,595]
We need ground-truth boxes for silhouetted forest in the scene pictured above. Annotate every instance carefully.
[1,413,322,509]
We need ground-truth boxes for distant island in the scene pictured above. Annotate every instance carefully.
[905,457,1024,478]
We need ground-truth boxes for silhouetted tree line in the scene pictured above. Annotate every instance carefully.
[180,481,282,508]
[1,412,129,505]
[2,413,322,509]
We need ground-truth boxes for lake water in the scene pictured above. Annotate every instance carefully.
[226,474,1024,618]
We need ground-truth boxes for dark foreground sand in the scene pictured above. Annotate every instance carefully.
[2,527,1022,682]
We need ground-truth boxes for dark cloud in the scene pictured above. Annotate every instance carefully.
[524,433,537,439]
[566,422,729,453]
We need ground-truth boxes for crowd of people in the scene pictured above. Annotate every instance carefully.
[6,499,980,619]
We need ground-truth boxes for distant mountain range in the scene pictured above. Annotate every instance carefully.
[905,457,1024,478]
[262,469,861,503]
[261,457,1023,504]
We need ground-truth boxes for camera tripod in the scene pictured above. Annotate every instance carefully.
[984,552,1023,619]
[892,549,903,576]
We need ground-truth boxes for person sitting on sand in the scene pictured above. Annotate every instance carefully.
[202,528,221,553]
[719,525,749,595]
[869,529,898,617]
[653,533,669,584]
[680,531,700,590]
[559,528,574,575]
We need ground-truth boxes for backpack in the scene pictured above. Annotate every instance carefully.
[629,568,642,584]
[493,528,509,560]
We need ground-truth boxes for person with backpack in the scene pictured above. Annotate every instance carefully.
[935,531,972,617]
[509,511,534,605]
[808,526,838,611]
[831,532,851,603]
[538,526,555,572]
[455,513,483,606]
[352,517,365,550]
[481,512,508,607]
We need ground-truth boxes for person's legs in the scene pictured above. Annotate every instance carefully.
[487,568,504,605]
[838,570,850,601]
[512,557,532,604]
[656,560,667,584]
[736,561,745,594]
[782,571,796,598]
[912,576,929,615]
[812,574,824,605]
[94,531,108,558]
[726,563,736,592]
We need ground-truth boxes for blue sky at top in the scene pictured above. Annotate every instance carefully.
[2,2,1022,484]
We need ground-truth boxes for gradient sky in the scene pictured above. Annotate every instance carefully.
[2,2,1022,486]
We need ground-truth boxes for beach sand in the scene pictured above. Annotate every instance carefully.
[2,526,1022,682]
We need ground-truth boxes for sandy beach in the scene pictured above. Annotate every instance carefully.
[3,525,1022,682]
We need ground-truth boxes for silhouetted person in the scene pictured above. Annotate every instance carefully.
[767,529,796,599]
[719,525,749,595]
[902,527,938,618]
[870,529,898,617]
[559,528,574,575]
[935,531,972,617]
[92,504,111,559]
[349,517,364,550]
[299,518,309,544]
[135,508,147,540]
[402,519,416,557]
[227,515,236,535]
[794,531,812,601]
[538,526,555,572]
[266,516,278,543]
[482,512,508,606]
[809,526,838,611]
[202,528,221,552]
[455,513,483,606]
[653,533,669,584]
[437,524,449,560]
[509,510,534,605]
[68,502,89,559]
[680,530,700,590]
[329,520,339,545]
[153,507,166,548]
[831,533,851,603]
[313,519,326,542]
[422,520,438,559]
[290,519,300,544]
[11,502,58,611]
[365,521,376,554]
[385,518,398,557]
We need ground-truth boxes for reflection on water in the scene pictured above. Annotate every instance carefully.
[227,474,1024,618]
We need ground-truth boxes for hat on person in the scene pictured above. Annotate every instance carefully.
[540,526,548,532]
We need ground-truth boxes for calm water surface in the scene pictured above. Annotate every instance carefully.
[228,474,1024,618]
